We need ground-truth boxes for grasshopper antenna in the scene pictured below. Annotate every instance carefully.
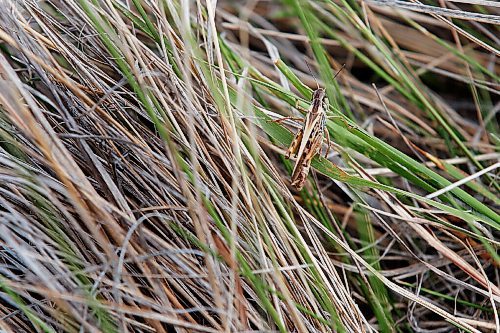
[333,64,346,80]
[305,61,320,90]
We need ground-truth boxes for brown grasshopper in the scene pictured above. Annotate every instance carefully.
[273,66,344,190]
[273,88,331,190]
[286,88,330,190]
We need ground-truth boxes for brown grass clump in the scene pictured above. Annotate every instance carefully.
[0,0,498,332]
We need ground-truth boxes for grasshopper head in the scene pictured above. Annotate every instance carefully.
[311,88,327,114]
[312,88,326,101]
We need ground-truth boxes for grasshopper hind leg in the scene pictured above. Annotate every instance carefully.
[285,128,303,159]
[323,127,331,158]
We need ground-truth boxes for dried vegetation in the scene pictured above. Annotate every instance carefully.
[0,0,498,332]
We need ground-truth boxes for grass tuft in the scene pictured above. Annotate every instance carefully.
[0,0,498,332]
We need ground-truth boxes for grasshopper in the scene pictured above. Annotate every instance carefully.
[273,88,330,190]
[274,65,344,190]
[286,88,330,190]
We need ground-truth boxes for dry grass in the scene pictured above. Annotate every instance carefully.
[0,0,498,332]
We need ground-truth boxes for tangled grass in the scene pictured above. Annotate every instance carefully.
[0,0,498,332]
